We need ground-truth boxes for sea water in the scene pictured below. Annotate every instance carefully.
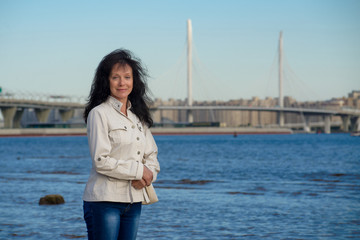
[0,134,359,239]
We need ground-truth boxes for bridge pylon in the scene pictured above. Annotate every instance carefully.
[186,19,193,123]
[278,31,285,127]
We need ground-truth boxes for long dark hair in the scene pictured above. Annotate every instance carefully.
[83,49,153,127]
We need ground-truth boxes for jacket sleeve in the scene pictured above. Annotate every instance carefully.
[143,125,160,182]
[87,108,144,180]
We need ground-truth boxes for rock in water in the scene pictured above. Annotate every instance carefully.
[39,194,65,205]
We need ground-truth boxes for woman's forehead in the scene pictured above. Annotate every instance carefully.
[111,63,132,73]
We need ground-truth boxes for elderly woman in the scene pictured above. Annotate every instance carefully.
[82,49,160,240]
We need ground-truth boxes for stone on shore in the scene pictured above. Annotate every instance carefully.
[39,194,65,205]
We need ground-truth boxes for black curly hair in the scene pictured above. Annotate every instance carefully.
[83,49,153,127]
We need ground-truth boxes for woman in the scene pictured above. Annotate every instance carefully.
[82,49,160,240]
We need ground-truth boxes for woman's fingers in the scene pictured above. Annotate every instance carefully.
[132,179,146,189]
[143,166,153,186]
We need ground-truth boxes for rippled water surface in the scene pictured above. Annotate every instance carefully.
[0,134,359,239]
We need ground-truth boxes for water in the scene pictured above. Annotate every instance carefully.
[0,134,359,239]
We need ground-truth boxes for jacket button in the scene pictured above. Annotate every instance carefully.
[137,151,140,155]
[124,126,127,129]
[132,125,135,129]
[136,137,140,141]
[97,157,101,161]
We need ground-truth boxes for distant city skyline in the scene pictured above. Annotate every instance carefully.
[0,0,359,102]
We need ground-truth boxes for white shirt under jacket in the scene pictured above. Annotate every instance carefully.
[83,96,160,203]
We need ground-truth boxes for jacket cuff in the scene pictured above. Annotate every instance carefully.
[135,162,144,180]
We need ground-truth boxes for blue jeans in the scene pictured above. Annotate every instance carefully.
[83,201,142,240]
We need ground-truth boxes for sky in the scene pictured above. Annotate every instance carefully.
[0,0,359,102]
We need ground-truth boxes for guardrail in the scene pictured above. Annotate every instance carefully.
[0,90,86,103]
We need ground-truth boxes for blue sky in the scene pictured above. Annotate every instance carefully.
[0,0,359,102]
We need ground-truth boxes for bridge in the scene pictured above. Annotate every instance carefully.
[1,94,359,134]
[1,21,359,133]
[0,97,84,128]
[151,23,360,133]
[154,105,360,133]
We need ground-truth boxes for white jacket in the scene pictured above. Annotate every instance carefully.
[83,96,160,203]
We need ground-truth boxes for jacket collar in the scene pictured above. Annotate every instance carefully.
[107,96,132,114]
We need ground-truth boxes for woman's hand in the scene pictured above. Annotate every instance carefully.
[132,166,153,189]
[142,165,153,186]
[132,179,146,189]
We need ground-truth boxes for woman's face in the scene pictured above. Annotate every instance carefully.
[109,63,133,104]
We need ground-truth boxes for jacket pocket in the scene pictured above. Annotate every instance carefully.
[108,126,129,144]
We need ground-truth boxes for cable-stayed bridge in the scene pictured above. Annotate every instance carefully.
[152,21,360,133]
[1,20,359,133]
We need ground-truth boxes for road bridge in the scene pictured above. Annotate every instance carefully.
[0,98,84,128]
[1,97,359,133]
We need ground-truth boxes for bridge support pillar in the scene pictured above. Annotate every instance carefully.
[278,111,284,127]
[350,116,360,132]
[341,116,350,132]
[13,108,24,128]
[303,115,311,133]
[1,107,16,128]
[324,115,331,134]
[187,110,193,123]
[59,109,74,122]
[258,111,262,127]
[160,110,163,124]
[35,108,51,123]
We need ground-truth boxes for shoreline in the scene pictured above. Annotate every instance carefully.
[0,127,292,137]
